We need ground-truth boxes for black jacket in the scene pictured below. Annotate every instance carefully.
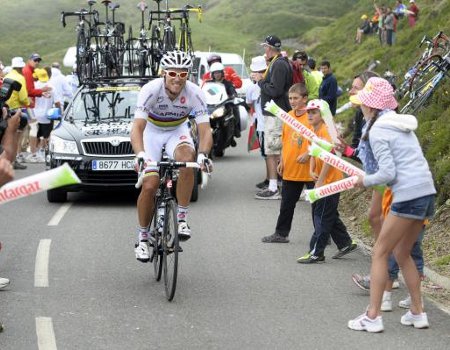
[319,73,338,115]
[258,55,293,115]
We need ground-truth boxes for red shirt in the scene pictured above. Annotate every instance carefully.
[22,63,43,108]
[202,66,242,89]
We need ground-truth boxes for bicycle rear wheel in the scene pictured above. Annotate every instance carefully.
[162,198,179,301]
[408,54,442,93]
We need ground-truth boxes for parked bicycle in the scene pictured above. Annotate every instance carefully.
[400,53,450,114]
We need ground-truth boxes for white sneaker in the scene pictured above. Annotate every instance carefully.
[134,241,150,262]
[348,312,384,333]
[26,154,40,163]
[178,221,191,241]
[400,310,429,329]
[398,294,424,309]
[0,277,10,289]
[381,297,392,312]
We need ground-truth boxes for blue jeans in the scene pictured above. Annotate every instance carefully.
[388,228,425,280]
[391,194,435,220]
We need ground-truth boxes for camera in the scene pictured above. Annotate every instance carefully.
[0,78,23,143]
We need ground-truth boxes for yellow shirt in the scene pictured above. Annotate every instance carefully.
[5,70,30,109]
[311,122,343,185]
[281,110,313,181]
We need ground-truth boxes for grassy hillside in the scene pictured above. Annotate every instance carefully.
[0,0,356,67]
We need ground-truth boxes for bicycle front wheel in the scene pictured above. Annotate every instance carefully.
[162,198,179,301]
[151,204,163,281]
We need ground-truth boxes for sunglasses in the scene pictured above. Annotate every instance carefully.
[165,70,189,78]
[33,59,41,63]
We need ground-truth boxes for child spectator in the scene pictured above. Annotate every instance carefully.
[297,99,357,263]
[348,77,435,332]
[261,83,314,243]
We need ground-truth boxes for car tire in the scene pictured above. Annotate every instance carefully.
[47,189,67,203]
[191,169,199,202]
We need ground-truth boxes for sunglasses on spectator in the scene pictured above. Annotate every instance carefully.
[33,59,41,63]
[165,70,189,78]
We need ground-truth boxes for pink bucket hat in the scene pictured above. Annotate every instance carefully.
[350,77,398,110]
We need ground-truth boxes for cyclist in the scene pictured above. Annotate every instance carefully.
[131,50,213,263]
[201,54,242,89]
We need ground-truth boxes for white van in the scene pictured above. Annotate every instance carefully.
[191,51,252,97]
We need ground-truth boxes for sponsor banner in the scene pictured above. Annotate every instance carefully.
[304,176,358,203]
[309,143,365,177]
[0,163,81,205]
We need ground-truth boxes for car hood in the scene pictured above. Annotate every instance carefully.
[53,120,133,140]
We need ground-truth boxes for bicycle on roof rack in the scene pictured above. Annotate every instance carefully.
[61,1,100,84]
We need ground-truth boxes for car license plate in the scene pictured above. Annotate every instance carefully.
[92,160,134,171]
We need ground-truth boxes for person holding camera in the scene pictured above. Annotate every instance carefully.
[4,57,30,169]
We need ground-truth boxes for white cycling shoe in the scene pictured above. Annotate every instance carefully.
[135,241,150,263]
[178,221,191,241]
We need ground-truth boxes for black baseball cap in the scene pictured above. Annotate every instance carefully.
[261,35,281,49]
[29,53,42,62]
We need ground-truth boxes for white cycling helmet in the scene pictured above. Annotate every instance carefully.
[209,62,224,73]
[160,51,193,70]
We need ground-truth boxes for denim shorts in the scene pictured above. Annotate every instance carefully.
[390,195,435,220]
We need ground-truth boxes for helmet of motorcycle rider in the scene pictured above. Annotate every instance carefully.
[160,50,193,70]
[207,54,222,66]
[209,62,225,75]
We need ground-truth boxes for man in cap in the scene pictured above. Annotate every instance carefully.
[252,35,293,200]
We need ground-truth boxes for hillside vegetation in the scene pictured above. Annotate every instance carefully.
[0,0,356,65]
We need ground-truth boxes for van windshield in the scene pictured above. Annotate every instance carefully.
[225,64,249,79]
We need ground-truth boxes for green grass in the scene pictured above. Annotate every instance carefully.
[435,254,450,267]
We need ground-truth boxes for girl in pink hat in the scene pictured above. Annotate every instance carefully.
[347,77,436,332]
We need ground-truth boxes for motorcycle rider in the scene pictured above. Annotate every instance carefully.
[204,62,242,138]
[208,62,237,99]
[131,50,213,262]
[201,54,242,89]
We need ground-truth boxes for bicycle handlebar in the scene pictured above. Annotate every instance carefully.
[61,10,98,27]
[135,161,202,188]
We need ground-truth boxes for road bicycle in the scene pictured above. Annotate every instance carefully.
[400,53,450,114]
[91,0,126,78]
[126,1,152,76]
[61,2,100,83]
[136,159,208,301]
[396,31,450,100]
[176,5,202,54]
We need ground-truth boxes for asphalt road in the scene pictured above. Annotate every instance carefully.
[1,138,449,349]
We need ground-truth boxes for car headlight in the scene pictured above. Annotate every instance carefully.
[49,135,79,154]
[211,106,225,119]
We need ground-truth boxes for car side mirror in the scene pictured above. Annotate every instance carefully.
[47,107,62,121]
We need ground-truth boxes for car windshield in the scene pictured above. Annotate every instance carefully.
[68,86,140,123]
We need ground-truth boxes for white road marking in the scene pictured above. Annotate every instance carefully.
[36,317,57,350]
[35,239,51,288]
[47,203,72,226]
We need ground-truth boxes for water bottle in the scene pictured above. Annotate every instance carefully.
[157,205,165,232]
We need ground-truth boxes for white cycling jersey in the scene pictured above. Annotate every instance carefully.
[135,78,209,129]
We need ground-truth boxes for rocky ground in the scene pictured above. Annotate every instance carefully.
[340,189,450,313]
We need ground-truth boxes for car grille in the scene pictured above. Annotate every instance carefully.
[82,140,134,156]
[77,170,137,185]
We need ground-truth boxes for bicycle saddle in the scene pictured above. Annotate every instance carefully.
[101,0,112,4]
[109,3,120,10]
[87,0,97,6]
[137,1,148,11]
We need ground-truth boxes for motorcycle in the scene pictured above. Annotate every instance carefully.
[202,81,248,157]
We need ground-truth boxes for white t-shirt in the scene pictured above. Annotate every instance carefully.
[135,78,209,130]
[34,81,58,124]
[246,83,264,132]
